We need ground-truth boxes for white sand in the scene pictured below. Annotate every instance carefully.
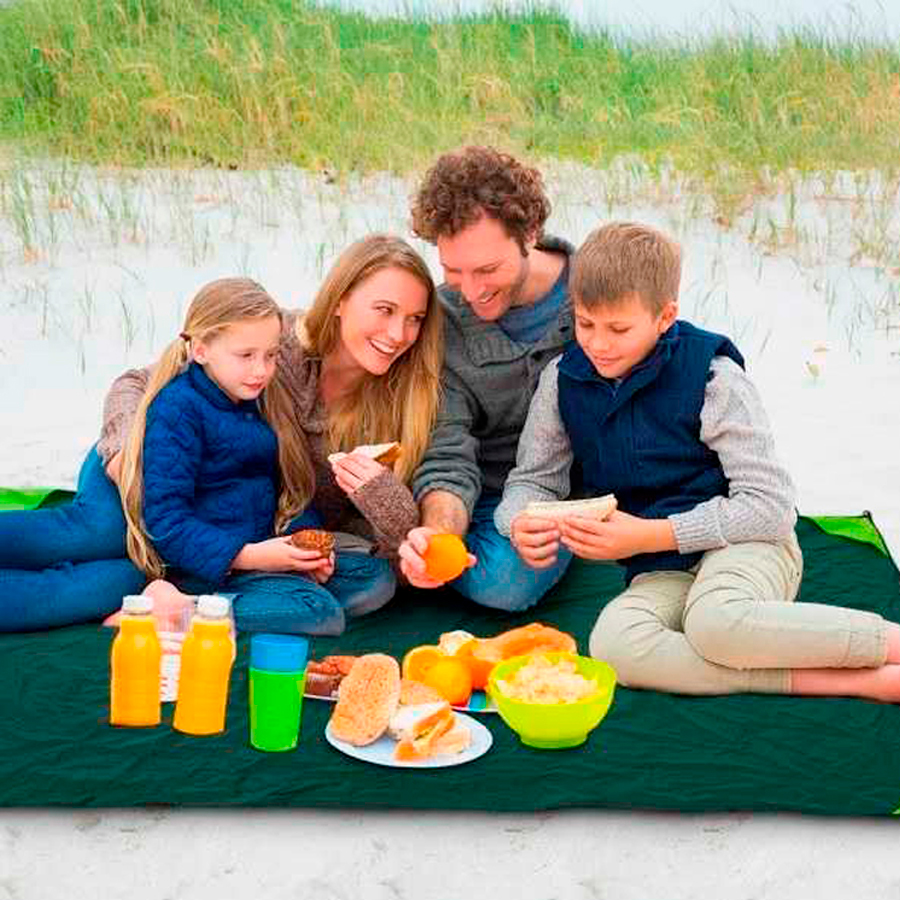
[1,161,899,897]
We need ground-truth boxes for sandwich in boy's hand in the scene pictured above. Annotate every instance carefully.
[388,701,471,762]
[327,441,402,467]
[328,654,400,746]
[523,493,617,522]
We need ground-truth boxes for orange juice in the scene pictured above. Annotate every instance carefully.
[173,595,235,736]
[110,595,162,727]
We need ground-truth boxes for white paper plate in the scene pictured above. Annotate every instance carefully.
[325,712,493,768]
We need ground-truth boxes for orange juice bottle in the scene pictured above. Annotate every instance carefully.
[110,595,162,727]
[173,595,235,736]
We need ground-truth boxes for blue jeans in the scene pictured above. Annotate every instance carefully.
[174,551,396,635]
[0,447,146,632]
[451,490,572,611]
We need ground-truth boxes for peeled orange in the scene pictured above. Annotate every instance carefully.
[423,533,468,583]
[422,657,473,706]
[401,644,445,684]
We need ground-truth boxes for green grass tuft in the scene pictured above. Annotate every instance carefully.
[1,0,899,181]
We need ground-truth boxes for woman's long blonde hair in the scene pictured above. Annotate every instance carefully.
[297,234,443,484]
[119,278,315,578]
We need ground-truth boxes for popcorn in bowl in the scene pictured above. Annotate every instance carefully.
[494,654,601,704]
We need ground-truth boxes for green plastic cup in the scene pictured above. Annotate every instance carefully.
[249,635,308,752]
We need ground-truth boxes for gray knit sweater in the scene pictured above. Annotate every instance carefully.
[494,355,798,552]
[411,236,575,515]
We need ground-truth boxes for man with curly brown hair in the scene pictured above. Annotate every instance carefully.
[399,146,574,610]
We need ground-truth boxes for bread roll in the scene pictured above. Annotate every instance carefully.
[290,529,335,555]
[329,654,401,746]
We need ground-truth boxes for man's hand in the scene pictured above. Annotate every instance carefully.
[509,513,562,569]
[558,510,676,561]
[330,451,386,496]
[398,525,476,588]
[105,451,123,487]
[232,537,334,578]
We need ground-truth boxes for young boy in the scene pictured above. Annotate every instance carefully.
[494,222,900,700]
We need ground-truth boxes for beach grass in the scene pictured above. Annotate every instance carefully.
[1,0,899,182]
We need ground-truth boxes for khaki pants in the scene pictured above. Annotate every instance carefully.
[589,536,888,695]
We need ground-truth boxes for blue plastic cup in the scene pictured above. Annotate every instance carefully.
[249,634,309,752]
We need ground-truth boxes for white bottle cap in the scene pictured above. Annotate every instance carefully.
[121,595,153,615]
[196,594,230,619]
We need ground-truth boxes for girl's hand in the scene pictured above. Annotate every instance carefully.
[510,514,562,569]
[330,451,386,496]
[232,537,334,574]
[309,552,335,585]
[559,511,676,560]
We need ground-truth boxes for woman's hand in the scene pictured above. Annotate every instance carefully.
[105,451,123,486]
[330,451,387,496]
[558,511,676,561]
[232,537,335,578]
[510,514,562,569]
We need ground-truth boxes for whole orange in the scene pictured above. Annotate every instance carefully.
[423,533,468,582]
[401,644,445,683]
[422,657,473,706]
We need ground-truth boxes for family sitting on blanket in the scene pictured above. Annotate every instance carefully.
[2,145,900,704]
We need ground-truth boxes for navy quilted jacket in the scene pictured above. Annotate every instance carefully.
[142,363,279,585]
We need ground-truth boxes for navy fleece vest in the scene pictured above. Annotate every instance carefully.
[557,320,744,583]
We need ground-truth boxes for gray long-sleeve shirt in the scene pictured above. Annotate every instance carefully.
[494,355,798,552]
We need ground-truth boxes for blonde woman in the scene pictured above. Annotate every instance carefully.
[101,235,442,629]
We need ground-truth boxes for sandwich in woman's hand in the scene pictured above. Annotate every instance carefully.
[328,654,401,746]
[327,441,402,467]
[523,493,617,522]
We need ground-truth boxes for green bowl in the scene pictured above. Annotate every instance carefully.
[487,652,617,749]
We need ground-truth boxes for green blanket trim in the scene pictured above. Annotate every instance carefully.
[0,487,74,512]
[809,513,892,559]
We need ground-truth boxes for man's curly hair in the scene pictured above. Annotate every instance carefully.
[410,146,551,254]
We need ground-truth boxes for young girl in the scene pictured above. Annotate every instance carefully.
[119,276,381,635]
[103,235,443,625]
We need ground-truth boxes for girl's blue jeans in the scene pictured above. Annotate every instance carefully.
[174,550,396,636]
[450,490,572,611]
[0,448,395,635]
[0,446,146,632]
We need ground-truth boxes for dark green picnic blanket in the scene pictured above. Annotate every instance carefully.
[1,503,899,814]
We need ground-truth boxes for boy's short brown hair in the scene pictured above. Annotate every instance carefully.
[410,146,551,254]
[571,222,682,315]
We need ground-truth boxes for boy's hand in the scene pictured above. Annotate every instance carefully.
[559,511,676,560]
[330,451,386,496]
[232,537,335,575]
[510,514,562,569]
